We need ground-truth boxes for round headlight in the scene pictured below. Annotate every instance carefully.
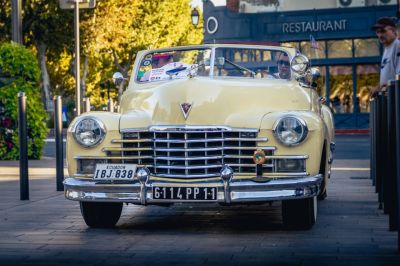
[273,116,308,146]
[73,117,106,147]
[290,54,310,75]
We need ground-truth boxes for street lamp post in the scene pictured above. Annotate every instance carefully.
[74,0,81,116]
[11,0,23,44]
[59,0,96,116]
[191,8,200,27]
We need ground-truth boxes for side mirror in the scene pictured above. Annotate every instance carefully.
[310,67,320,82]
[290,54,310,76]
[112,72,126,86]
[216,57,225,68]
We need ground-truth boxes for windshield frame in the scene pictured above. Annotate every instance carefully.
[133,45,294,84]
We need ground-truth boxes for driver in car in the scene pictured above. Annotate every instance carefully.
[275,53,291,79]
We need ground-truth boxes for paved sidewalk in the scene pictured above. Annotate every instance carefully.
[0,158,399,266]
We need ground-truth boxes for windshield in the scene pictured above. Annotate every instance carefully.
[137,48,212,82]
[136,47,291,83]
[214,48,291,79]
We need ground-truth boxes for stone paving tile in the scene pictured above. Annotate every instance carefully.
[0,153,399,265]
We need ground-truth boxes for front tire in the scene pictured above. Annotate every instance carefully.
[282,197,317,230]
[80,202,123,228]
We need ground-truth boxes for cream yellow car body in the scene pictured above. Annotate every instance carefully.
[64,44,335,229]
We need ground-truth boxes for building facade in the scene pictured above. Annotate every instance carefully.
[203,0,397,128]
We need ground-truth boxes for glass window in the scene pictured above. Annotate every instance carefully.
[300,40,326,59]
[327,40,352,58]
[356,64,379,113]
[214,48,291,79]
[329,66,353,113]
[137,48,212,83]
[263,50,271,61]
[281,42,300,50]
[354,39,380,58]
[242,50,249,62]
[234,51,241,62]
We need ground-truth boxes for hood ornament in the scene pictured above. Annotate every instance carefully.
[180,102,193,120]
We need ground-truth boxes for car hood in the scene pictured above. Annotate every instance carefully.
[119,77,311,130]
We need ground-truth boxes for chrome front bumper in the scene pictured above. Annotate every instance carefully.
[64,174,322,204]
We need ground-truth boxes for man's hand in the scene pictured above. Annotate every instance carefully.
[370,85,386,99]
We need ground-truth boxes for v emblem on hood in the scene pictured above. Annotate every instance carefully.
[180,102,193,120]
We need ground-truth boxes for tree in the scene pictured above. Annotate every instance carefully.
[82,0,203,102]
[23,0,74,110]
[0,43,48,160]
[0,0,203,113]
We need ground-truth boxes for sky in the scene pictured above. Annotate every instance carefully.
[191,0,227,10]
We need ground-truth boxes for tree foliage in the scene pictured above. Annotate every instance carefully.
[0,43,47,160]
[81,0,203,101]
[0,0,203,115]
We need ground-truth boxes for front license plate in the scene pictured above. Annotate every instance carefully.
[152,186,217,201]
[93,164,137,180]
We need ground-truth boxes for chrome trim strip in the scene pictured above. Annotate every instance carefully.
[63,174,323,203]
[149,126,258,132]
[225,138,267,141]
[111,139,152,143]
[154,173,220,178]
[74,156,152,160]
[112,138,268,144]
[267,155,308,159]
[265,172,309,177]
[155,155,258,161]
[102,147,153,152]
[154,138,225,143]
[120,126,259,133]
[119,128,149,133]
[74,170,307,179]
[156,156,224,161]
[106,146,276,152]
[228,163,274,167]
[154,165,222,170]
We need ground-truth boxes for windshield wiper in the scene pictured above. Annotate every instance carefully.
[224,58,256,77]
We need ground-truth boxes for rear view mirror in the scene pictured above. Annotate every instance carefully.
[216,57,225,67]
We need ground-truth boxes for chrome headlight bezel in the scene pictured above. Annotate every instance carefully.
[72,117,106,148]
[272,116,308,146]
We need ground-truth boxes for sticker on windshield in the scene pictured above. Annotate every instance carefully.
[143,60,151,66]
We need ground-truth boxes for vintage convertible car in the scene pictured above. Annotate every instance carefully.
[64,44,335,229]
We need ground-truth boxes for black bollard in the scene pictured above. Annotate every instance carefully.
[395,74,400,251]
[387,80,397,230]
[381,91,389,214]
[371,98,376,186]
[18,92,29,200]
[376,93,384,209]
[54,96,64,191]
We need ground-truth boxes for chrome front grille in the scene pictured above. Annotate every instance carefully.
[106,127,274,179]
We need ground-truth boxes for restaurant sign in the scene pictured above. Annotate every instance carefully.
[282,19,347,33]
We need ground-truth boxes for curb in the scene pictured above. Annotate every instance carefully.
[335,129,369,135]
